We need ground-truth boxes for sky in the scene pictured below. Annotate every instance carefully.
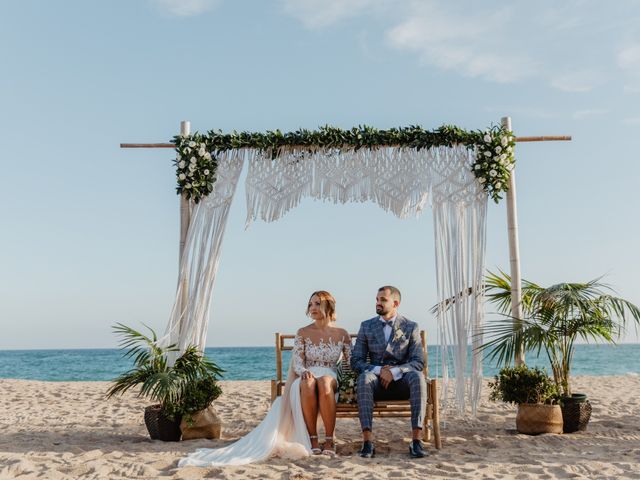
[1,0,639,349]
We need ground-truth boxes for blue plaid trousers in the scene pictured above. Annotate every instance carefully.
[356,370,426,431]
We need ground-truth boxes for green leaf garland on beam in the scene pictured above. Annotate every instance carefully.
[173,124,515,204]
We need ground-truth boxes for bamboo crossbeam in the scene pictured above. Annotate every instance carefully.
[514,135,571,142]
[119,136,571,150]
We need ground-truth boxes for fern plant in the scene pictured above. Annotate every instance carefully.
[106,323,224,422]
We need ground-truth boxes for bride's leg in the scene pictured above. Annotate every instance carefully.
[317,376,337,448]
[300,376,320,449]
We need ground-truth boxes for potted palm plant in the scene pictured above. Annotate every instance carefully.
[489,365,562,434]
[483,271,640,432]
[106,323,224,441]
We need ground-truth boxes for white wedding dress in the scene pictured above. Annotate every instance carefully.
[178,335,351,467]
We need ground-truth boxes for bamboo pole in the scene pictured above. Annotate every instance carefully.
[503,116,525,366]
[119,135,571,150]
[178,121,191,345]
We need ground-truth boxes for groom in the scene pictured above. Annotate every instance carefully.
[351,286,427,458]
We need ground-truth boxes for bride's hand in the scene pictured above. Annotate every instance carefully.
[301,371,314,380]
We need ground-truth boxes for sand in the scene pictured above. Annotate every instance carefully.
[1,375,639,479]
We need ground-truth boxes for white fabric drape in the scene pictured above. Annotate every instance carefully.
[158,150,248,356]
[244,145,488,413]
[431,147,487,415]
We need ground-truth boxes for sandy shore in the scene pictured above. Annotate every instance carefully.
[1,376,639,479]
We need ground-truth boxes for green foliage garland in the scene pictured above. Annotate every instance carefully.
[173,124,516,204]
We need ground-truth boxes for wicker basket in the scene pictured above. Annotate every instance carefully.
[516,403,563,435]
[561,399,592,433]
[144,405,182,442]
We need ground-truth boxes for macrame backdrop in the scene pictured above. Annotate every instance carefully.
[164,145,487,413]
[158,150,250,358]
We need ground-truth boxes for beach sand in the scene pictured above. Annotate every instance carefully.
[1,376,639,479]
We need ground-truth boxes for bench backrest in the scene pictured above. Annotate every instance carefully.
[274,330,428,382]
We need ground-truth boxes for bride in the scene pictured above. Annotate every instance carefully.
[179,290,351,466]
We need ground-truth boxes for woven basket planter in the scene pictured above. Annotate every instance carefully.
[144,405,182,442]
[516,403,563,435]
[561,395,592,433]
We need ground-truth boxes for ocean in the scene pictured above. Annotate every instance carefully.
[0,344,638,382]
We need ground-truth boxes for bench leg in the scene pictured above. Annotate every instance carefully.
[270,380,277,404]
[430,379,442,449]
[424,404,433,442]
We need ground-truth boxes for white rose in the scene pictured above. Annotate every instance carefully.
[176,153,181,160]
[185,147,191,154]
[500,154,507,161]
[179,173,186,180]
[484,134,491,143]
[198,147,205,156]
[204,169,210,175]
[474,164,481,170]
[200,143,206,149]
[178,161,186,168]
[506,146,513,153]
[484,151,492,157]
[190,157,197,164]
[189,164,197,172]
[204,152,212,160]
[479,177,486,183]
[489,169,497,177]
[185,183,192,188]
[501,136,508,147]
[495,146,502,154]
[483,162,488,168]
[188,141,196,148]
[495,182,502,189]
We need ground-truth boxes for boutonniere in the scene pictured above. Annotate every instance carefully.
[393,328,405,342]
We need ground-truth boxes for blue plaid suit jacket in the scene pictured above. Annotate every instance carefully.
[350,315,424,375]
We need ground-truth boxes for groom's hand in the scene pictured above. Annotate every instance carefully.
[380,366,393,389]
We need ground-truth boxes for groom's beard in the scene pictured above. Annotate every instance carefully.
[376,306,389,316]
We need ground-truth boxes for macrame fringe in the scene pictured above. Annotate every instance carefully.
[162,144,488,415]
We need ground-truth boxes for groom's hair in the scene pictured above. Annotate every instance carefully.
[306,290,337,321]
[378,285,401,303]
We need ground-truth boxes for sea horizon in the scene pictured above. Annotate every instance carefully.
[1,344,638,382]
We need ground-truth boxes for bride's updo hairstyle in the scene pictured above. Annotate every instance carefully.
[306,290,337,321]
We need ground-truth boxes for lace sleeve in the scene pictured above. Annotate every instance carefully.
[293,334,308,376]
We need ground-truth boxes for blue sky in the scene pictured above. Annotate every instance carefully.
[1,0,639,349]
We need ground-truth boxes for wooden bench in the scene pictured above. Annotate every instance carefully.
[271,331,442,449]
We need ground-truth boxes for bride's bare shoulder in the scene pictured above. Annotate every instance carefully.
[296,324,315,336]
[333,326,350,339]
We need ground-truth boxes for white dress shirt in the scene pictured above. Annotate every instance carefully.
[372,315,403,381]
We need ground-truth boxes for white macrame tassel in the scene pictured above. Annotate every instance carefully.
[159,150,248,360]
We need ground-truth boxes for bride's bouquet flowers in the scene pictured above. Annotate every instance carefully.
[173,133,218,203]
[337,363,358,404]
[473,126,516,202]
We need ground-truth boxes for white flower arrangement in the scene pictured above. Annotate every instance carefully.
[173,133,218,203]
[473,125,516,202]
[393,328,405,343]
